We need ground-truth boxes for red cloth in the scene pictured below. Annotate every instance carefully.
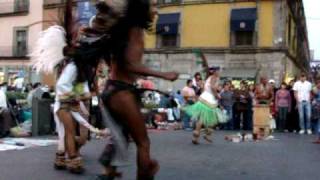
[141,80,155,89]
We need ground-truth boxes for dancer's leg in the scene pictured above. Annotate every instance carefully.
[57,109,84,173]
[54,113,66,169]
[106,91,159,179]
[203,127,213,143]
[57,109,77,158]
[192,121,202,144]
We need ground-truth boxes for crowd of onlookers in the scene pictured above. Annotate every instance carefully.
[1,71,320,140]
[0,81,53,138]
[144,72,320,139]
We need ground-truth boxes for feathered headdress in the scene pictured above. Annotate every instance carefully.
[87,0,127,34]
[30,25,67,74]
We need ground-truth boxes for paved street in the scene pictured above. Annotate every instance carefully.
[1,131,320,180]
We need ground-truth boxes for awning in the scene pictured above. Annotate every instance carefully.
[231,8,257,31]
[156,13,180,35]
[220,68,257,79]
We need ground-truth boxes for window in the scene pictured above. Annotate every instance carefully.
[14,0,29,12]
[235,31,254,46]
[160,35,178,48]
[156,13,180,48]
[230,8,257,47]
[13,28,28,57]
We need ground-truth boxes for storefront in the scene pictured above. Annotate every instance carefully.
[220,68,257,88]
[0,65,40,86]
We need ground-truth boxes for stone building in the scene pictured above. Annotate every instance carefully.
[41,0,310,90]
[0,0,43,85]
[144,0,310,90]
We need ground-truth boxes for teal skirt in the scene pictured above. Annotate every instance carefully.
[184,101,220,127]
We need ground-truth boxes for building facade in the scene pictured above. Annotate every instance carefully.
[144,0,310,90]
[42,0,96,86]
[41,0,310,90]
[0,0,43,85]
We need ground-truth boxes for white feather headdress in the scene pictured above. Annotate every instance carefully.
[99,0,127,14]
[30,25,67,74]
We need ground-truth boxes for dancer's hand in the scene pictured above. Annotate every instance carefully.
[98,128,111,137]
[163,72,179,81]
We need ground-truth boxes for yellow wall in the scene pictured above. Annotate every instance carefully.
[181,4,230,47]
[258,1,274,46]
[145,1,275,49]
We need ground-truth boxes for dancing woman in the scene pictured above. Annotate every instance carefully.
[185,67,223,144]
[64,0,179,179]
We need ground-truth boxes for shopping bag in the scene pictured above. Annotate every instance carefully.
[217,109,228,124]
[269,115,276,130]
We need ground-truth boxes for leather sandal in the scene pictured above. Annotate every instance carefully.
[54,152,66,170]
[66,156,85,174]
[192,131,200,145]
[203,136,213,143]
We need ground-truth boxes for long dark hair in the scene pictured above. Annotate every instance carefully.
[106,0,152,67]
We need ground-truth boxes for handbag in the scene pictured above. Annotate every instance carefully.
[217,108,228,124]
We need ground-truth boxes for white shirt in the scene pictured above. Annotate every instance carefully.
[14,78,24,89]
[55,62,90,101]
[199,76,218,105]
[0,89,8,108]
[293,80,312,102]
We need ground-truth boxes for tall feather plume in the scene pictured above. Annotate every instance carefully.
[105,0,127,15]
[30,26,67,74]
[89,0,127,32]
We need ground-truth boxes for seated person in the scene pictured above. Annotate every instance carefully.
[0,83,14,138]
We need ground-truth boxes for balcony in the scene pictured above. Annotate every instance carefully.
[44,0,88,8]
[0,46,29,59]
[44,0,66,5]
[0,0,29,17]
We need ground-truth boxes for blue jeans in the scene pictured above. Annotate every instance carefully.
[298,101,311,130]
[277,107,289,131]
[222,106,233,130]
[182,111,191,129]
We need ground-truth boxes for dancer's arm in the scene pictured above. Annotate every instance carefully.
[210,75,220,99]
[125,28,178,81]
[71,111,109,137]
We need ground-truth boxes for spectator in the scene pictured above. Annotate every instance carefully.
[192,72,204,96]
[26,82,42,109]
[174,90,184,106]
[140,77,155,90]
[248,84,256,104]
[234,80,251,130]
[287,79,300,132]
[0,83,14,138]
[220,81,234,130]
[182,79,196,130]
[182,79,196,103]
[248,84,256,130]
[255,77,274,105]
[24,83,33,93]
[268,79,277,94]
[293,73,313,135]
[13,76,24,92]
[268,79,278,118]
[275,82,291,132]
[312,79,320,143]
